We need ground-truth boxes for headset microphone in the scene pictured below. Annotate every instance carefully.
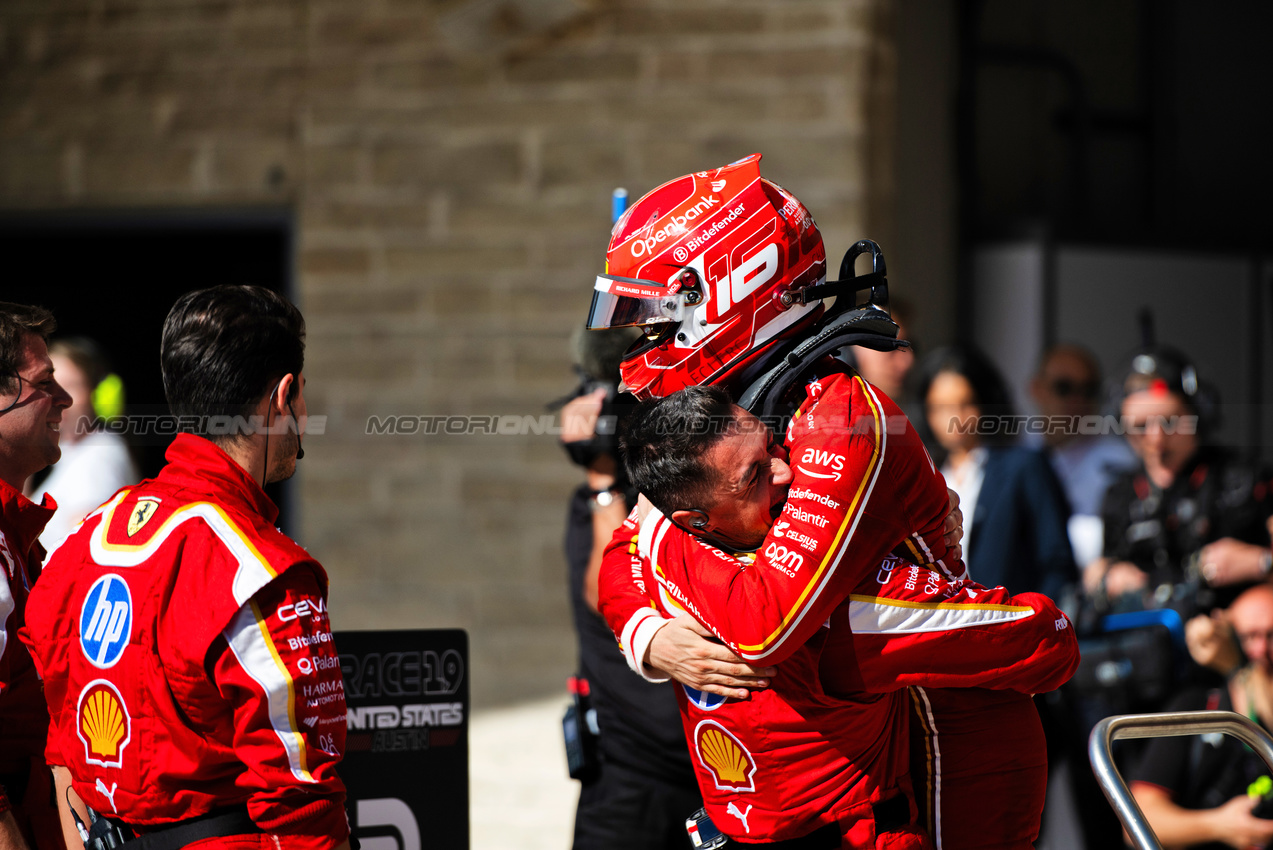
[288,398,305,460]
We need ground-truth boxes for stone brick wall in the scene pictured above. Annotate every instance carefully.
[0,0,898,707]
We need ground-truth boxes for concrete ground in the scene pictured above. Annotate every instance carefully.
[471,695,579,850]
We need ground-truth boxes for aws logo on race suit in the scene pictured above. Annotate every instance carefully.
[79,574,132,669]
[694,719,757,793]
[795,448,845,482]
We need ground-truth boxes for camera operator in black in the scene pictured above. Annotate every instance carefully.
[556,326,703,850]
[1129,584,1273,850]
[1061,348,1273,850]
[1085,346,1273,618]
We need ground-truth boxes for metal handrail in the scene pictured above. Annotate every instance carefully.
[1088,710,1273,850]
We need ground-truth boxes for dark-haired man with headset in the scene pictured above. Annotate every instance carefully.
[0,301,72,850]
[22,285,351,850]
[1084,347,1273,610]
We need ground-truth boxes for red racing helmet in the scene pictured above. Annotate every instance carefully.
[587,154,828,399]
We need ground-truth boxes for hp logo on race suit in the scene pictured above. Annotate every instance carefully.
[79,574,132,669]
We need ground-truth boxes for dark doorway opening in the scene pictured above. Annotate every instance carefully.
[0,209,296,530]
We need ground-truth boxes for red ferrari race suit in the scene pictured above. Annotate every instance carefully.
[612,517,926,848]
[22,434,349,850]
[599,371,1079,848]
[602,505,1076,848]
[0,478,64,850]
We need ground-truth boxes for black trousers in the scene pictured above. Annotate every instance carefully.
[572,760,704,850]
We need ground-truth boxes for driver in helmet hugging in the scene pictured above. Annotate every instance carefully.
[587,155,1079,848]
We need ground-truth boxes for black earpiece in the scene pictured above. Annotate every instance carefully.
[287,398,305,460]
[692,519,707,529]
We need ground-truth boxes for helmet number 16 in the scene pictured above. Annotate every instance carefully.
[703,221,780,324]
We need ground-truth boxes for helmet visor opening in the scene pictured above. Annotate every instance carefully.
[587,274,686,330]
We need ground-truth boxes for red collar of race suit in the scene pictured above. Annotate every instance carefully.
[0,475,55,561]
[156,432,280,526]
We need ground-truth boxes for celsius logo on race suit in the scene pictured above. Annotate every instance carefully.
[79,574,132,669]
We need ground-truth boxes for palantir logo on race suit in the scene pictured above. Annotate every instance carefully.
[682,685,728,712]
[79,574,132,669]
[782,505,829,529]
[77,679,132,768]
[693,720,757,792]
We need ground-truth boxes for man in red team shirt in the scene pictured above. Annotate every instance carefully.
[600,385,1078,848]
[0,301,72,850]
[586,156,1078,847]
[23,286,350,850]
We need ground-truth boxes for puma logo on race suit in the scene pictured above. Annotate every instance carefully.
[727,802,753,833]
[96,779,119,813]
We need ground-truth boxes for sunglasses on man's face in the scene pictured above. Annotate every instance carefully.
[1049,378,1101,400]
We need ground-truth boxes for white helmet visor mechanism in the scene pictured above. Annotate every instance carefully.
[587,274,687,331]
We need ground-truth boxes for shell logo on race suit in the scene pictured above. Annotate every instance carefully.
[694,720,757,792]
[79,574,132,669]
[77,679,132,768]
[126,497,161,537]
